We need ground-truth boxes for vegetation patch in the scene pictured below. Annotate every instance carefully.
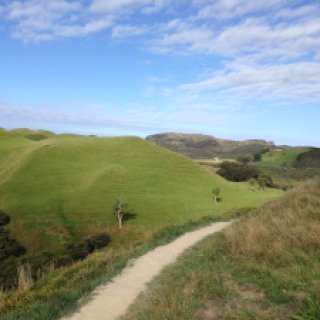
[0,213,241,320]
[295,148,320,168]
[24,134,48,141]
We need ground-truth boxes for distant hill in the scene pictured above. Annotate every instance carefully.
[146,133,274,159]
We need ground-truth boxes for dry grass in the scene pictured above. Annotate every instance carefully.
[17,264,33,292]
[225,176,320,265]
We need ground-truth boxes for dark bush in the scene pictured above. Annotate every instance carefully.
[86,233,111,251]
[66,242,91,261]
[295,148,320,168]
[24,134,47,141]
[237,155,253,164]
[0,212,26,262]
[253,148,270,162]
[66,232,111,261]
[0,210,10,226]
[217,161,260,182]
[0,228,27,260]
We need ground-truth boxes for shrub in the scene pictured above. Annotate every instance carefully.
[24,134,47,141]
[295,148,320,168]
[0,211,10,226]
[217,161,260,182]
[0,229,27,261]
[86,233,111,251]
[0,212,26,262]
[66,232,111,261]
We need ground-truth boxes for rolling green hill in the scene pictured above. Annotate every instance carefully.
[0,129,281,254]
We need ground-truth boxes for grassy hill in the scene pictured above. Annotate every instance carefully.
[257,147,308,167]
[146,132,274,159]
[123,177,320,320]
[255,147,320,189]
[0,129,281,255]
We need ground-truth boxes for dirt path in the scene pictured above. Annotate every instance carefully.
[63,221,232,320]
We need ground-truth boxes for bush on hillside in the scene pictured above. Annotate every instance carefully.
[295,148,320,168]
[66,232,111,261]
[217,161,260,182]
[236,155,253,164]
[0,229,26,260]
[24,134,47,141]
[0,212,26,262]
[0,211,10,226]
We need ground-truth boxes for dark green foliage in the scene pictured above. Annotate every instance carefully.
[24,134,47,141]
[0,212,27,290]
[86,233,111,251]
[0,212,26,262]
[217,161,260,182]
[253,148,270,162]
[258,173,275,189]
[66,232,111,261]
[236,155,253,164]
[295,148,320,168]
[0,228,26,260]
[0,210,10,226]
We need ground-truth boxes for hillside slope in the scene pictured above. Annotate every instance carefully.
[295,148,320,168]
[123,177,320,320]
[0,130,280,254]
[146,132,274,159]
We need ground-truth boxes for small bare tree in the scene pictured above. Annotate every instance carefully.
[113,199,128,229]
[212,187,221,203]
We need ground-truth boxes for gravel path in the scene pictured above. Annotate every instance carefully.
[63,221,232,320]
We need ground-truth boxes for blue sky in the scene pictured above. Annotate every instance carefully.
[0,0,319,146]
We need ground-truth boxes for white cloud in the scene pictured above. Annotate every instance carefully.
[112,24,148,38]
[179,62,320,102]
[90,0,151,13]
[194,0,286,19]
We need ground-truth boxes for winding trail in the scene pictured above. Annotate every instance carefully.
[63,221,232,320]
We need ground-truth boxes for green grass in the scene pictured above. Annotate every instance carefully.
[254,148,320,189]
[0,213,242,320]
[0,130,281,254]
[123,177,320,320]
[257,148,307,168]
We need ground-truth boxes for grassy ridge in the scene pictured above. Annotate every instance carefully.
[123,177,320,320]
[257,148,307,167]
[0,131,280,254]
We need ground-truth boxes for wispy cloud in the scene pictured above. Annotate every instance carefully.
[112,24,148,39]
[179,61,320,102]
